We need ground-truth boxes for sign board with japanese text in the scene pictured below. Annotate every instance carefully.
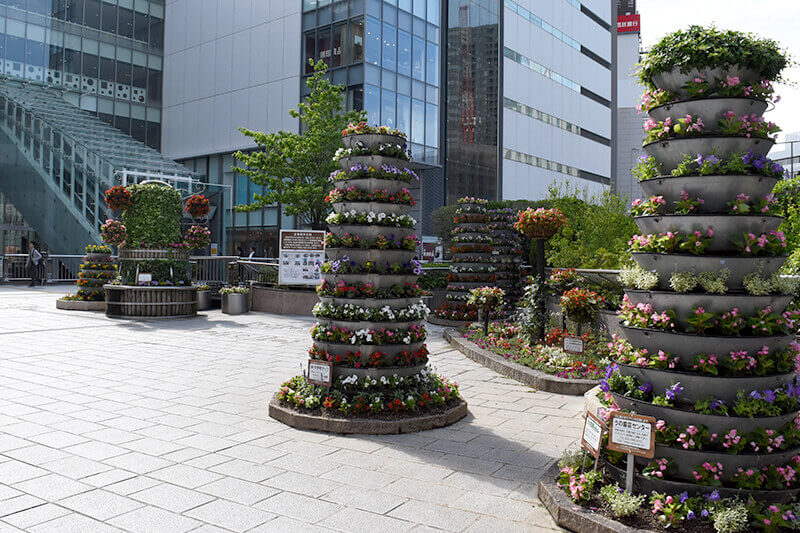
[607,411,656,458]
[563,336,585,355]
[617,13,640,33]
[279,230,325,286]
[307,359,333,387]
[581,411,605,458]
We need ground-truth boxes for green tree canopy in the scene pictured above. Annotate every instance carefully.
[233,60,365,229]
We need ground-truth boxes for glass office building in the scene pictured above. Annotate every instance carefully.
[0,0,164,149]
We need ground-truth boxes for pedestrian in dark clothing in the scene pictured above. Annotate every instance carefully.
[26,242,42,287]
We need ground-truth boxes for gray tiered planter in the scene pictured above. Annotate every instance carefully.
[329,225,416,240]
[342,132,406,149]
[313,340,425,359]
[619,325,793,362]
[639,175,780,213]
[647,97,768,125]
[650,66,760,96]
[318,296,422,309]
[624,290,793,328]
[332,177,408,194]
[338,155,410,171]
[634,214,783,253]
[644,136,774,171]
[317,318,420,331]
[221,293,249,315]
[326,248,416,264]
[634,445,800,484]
[332,201,411,216]
[617,363,796,403]
[322,272,418,288]
[612,393,797,434]
[331,362,428,380]
[85,253,113,261]
[632,252,786,289]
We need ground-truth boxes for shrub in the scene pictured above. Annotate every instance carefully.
[220,286,250,295]
[711,501,749,533]
[123,183,182,247]
[599,484,646,518]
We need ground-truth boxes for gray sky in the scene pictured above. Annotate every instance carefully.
[637,0,800,147]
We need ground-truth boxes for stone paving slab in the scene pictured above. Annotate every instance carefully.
[0,286,584,532]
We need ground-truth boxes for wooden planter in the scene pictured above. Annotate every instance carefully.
[104,285,197,318]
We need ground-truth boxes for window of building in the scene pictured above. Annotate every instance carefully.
[426,41,437,85]
[365,16,380,65]
[411,97,424,144]
[349,19,364,63]
[303,31,316,73]
[332,23,344,67]
[381,88,395,128]
[397,29,411,76]
[364,83,379,125]
[118,7,134,38]
[149,17,164,49]
[318,26,331,66]
[102,3,118,33]
[133,10,149,42]
[397,94,410,133]
[84,0,101,30]
[411,35,424,81]
[381,21,396,70]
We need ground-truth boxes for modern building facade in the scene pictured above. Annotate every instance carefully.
[612,0,644,203]
[770,132,800,181]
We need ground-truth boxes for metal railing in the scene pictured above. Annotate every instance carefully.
[2,253,86,282]
[191,256,239,285]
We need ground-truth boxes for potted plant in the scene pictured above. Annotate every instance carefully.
[513,207,567,240]
[467,286,505,335]
[220,286,249,315]
[196,284,211,310]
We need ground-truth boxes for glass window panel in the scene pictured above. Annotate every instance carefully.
[366,0,380,16]
[145,121,160,150]
[147,68,161,104]
[381,89,395,128]
[426,41,437,85]
[397,74,410,95]
[364,15,380,65]
[349,18,363,64]
[397,29,410,76]
[64,48,80,74]
[101,2,117,32]
[332,23,344,67]
[426,0,438,24]
[118,6,133,38]
[364,83,379,126]
[381,21,395,70]
[84,0,101,29]
[28,0,47,14]
[383,3,396,24]
[411,35,423,80]
[114,115,130,134]
[364,63,379,85]
[68,0,84,24]
[397,94,410,134]
[82,53,98,77]
[333,0,347,20]
[149,17,163,48]
[318,27,331,67]
[381,68,394,90]
[116,60,131,84]
[303,31,316,73]
[26,38,45,68]
[411,97,423,144]
[399,0,411,12]
[303,0,317,10]
[425,102,437,148]
[99,56,114,81]
[133,10,149,42]
[412,0,424,18]
[398,9,411,31]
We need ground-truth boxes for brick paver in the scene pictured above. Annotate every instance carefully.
[0,286,584,532]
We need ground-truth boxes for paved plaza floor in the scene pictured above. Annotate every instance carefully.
[0,286,584,532]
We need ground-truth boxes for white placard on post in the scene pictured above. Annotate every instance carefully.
[137,273,152,284]
[607,412,656,458]
[307,360,333,387]
[563,336,585,354]
[581,412,604,458]
[278,230,326,286]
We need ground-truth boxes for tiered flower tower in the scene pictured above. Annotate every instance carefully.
[269,125,466,433]
[101,182,208,318]
[606,36,799,504]
[56,244,117,311]
[487,206,523,313]
[434,197,494,323]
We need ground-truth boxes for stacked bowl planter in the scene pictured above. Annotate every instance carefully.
[434,197,493,323]
[57,245,117,311]
[269,127,466,433]
[609,65,798,503]
[487,207,523,314]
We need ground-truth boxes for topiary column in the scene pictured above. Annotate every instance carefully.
[270,125,466,431]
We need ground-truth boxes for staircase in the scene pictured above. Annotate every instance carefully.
[0,80,194,253]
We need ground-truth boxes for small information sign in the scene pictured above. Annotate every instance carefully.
[307,359,333,387]
[607,412,656,458]
[563,336,585,355]
[137,273,152,284]
[279,230,326,286]
[581,411,605,458]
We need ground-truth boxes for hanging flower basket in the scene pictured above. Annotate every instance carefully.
[185,194,211,218]
[513,208,566,239]
[104,185,132,211]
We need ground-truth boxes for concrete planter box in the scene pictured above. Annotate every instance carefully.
[221,293,249,315]
[644,135,773,171]
[648,96,767,125]
[639,175,780,213]
[251,287,317,316]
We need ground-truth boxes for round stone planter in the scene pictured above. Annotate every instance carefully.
[56,299,106,311]
[647,96,768,125]
[634,214,783,253]
[611,393,797,435]
[313,340,424,358]
[332,201,411,216]
[624,290,793,328]
[617,363,796,403]
[634,445,800,483]
[325,248,416,265]
[118,248,190,261]
[602,459,799,504]
[197,290,211,310]
[639,175,780,213]
[618,325,793,362]
[631,252,786,289]
[317,318,420,331]
[338,155,411,172]
[84,253,113,262]
[342,132,407,149]
[104,285,197,319]
[332,177,408,195]
[643,136,774,171]
[268,396,467,435]
[328,224,416,240]
[650,66,760,96]
[221,293,249,315]
[322,272,418,288]
[330,362,427,380]
[318,296,422,309]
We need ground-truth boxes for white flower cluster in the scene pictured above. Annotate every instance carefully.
[326,210,416,227]
[337,368,432,390]
[313,302,429,321]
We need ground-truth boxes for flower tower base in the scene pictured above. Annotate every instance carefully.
[270,125,467,433]
[57,244,116,311]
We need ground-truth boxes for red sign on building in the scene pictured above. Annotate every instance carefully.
[617,14,640,33]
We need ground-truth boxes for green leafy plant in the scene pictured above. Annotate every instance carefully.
[599,484,646,518]
[220,286,250,295]
[122,183,182,247]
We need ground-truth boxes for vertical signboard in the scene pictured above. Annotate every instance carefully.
[278,230,326,286]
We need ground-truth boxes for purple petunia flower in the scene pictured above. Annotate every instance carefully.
[679,492,688,503]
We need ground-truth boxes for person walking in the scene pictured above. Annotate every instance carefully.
[26,242,42,287]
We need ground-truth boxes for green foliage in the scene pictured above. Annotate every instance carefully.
[233,60,366,229]
[122,184,182,247]
[773,177,800,266]
[418,269,448,290]
[638,25,789,89]
[544,184,637,269]
[119,258,191,285]
[599,484,646,518]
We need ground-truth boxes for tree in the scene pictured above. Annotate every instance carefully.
[232,60,366,229]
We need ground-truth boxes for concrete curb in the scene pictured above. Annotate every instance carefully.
[427,316,471,327]
[56,299,105,311]
[538,461,649,533]
[268,395,468,434]
[444,329,597,396]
